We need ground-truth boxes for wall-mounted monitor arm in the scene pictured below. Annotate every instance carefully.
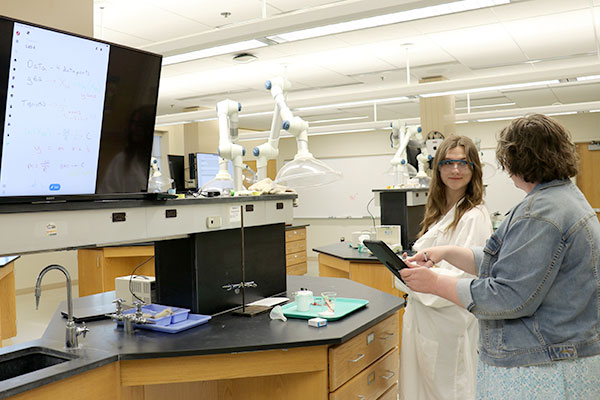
[217,99,245,192]
[389,121,425,186]
[252,77,292,180]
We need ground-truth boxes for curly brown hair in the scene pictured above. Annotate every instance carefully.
[496,114,579,183]
[418,135,484,237]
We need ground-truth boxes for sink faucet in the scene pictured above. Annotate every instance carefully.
[35,264,89,348]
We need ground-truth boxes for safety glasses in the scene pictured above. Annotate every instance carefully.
[439,159,474,171]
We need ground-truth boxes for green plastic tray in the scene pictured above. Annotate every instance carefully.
[282,297,369,321]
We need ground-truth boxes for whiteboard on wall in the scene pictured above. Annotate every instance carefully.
[292,150,525,219]
[293,154,393,218]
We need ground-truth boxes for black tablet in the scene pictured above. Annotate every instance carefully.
[362,239,409,283]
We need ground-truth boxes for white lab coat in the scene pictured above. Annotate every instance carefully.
[396,203,492,400]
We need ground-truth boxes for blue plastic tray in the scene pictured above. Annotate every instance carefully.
[118,313,211,333]
[282,297,369,321]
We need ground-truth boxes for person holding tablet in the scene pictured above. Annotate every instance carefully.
[401,115,600,399]
[396,135,492,400]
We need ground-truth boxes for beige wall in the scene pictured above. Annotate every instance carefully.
[0,0,93,291]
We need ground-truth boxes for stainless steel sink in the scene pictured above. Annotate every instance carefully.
[0,346,78,381]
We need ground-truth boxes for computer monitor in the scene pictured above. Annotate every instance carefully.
[195,153,233,189]
[0,15,161,201]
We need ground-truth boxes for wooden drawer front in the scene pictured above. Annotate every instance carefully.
[329,313,398,391]
[285,228,306,242]
[286,239,306,254]
[377,381,398,400]
[286,262,307,275]
[286,250,307,266]
[330,347,399,400]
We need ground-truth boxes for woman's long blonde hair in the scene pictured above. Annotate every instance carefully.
[418,135,484,237]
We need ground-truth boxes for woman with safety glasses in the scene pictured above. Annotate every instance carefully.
[396,135,492,400]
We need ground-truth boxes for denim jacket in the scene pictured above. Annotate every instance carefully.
[456,179,600,367]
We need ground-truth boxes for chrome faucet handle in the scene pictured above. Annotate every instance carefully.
[133,301,146,318]
[78,322,90,338]
[112,298,124,315]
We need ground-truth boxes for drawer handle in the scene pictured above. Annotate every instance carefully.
[348,353,365,363]
[357,396,366,400]
[380,332,396,340]
[381,370,396,380]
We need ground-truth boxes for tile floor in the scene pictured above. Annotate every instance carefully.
[2,284,79,347]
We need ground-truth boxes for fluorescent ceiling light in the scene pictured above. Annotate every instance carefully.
[456,102,516,111]
[296,96,410,111]
[546,111,578,116]
[590,109,600,113]
[162,40,267,66]
[477,116,519,122]
[310,116,369,124]
[267,0,510,43]
[239,111,273,118]
[576,75,600,81]
[455,120,469,124]
[421,80,559,98]
[309,128,376,136]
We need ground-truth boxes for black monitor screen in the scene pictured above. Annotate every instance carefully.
[168,154,185,192]
[0,15,161,199]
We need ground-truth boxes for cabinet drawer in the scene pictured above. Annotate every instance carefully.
[378,382,398,400]
[286,250,307,266]
[286,262,307,275]
[285,228,306,242]
[329,313,398,391]
[330,347,399,400]
[285,239,306,254]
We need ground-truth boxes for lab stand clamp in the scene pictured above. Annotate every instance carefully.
[221,280,257,295]
[107,298,155,335]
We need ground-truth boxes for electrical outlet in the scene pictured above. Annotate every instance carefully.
[206,216,222,229]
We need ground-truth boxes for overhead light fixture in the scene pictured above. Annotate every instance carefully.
[162,39,267,66]
[546,111,578,116]
[456,102,516,111]
[590,109,600,113]
[295,96,410,111]
[477,116,519,122]
[576,75,600,81]
[266,0,510,43]
[239,111,273,118]
[310,116,369,124]
[421,80,560,98]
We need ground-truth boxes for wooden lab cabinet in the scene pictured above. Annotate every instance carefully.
[77,246,155,297]
[285,226,307,275]
[0,260,17,343]
[329,313,399,399]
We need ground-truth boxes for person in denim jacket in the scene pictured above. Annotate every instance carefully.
[401,114,600,399]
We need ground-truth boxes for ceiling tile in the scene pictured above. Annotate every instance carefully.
[491,0,592,21]
[427,24,526,68]
[96,1,211,45]
[503,9,597,60]
[410,8,499,34]
[552,83,600,103]
[152,0,280,27]
[334,23,421,46]
[502,88,559,107]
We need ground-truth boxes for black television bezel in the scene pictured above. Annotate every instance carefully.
[0,15,163,204]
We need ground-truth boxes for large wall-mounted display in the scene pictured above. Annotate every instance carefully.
[0,15,162,202]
